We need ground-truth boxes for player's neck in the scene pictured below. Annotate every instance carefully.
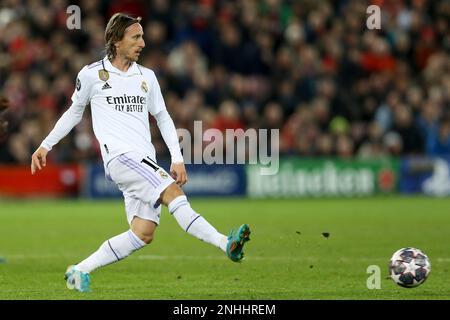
[110,56,134,72]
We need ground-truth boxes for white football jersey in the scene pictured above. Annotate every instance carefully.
[42,57,180,166]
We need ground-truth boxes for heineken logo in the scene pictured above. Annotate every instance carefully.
[247,160,399,197]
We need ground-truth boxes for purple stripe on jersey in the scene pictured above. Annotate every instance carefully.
[123,155,162,187]
[118,155,158,188]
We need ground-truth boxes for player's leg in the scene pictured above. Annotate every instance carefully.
[76,216,154,271]
[130,216,157,245]
[65,152,164,292]
[160,183,228,251]
[109,152,238,255]
[66,215,156,292]
[160,183,251,262]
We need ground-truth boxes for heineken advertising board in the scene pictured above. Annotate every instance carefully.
[247,158,399,198]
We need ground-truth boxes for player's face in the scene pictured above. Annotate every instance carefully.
[116,23,145,62]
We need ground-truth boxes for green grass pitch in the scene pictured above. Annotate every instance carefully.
[0,196,449,300]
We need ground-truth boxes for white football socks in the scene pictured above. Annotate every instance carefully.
[75,196,227,274]
[76,229,145,273]
[168,195,228,252]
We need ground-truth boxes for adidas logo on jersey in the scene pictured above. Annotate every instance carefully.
[102,82,112,90]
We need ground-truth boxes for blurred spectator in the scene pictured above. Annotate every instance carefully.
[261,102,284,130]
[0,0,449,165]
[357,122,388,159]
[392,104,424,154]
[427,118,450,157]
[383,131,403,156]
[0,96,9,141]
[316,133,334,157]
[211,100,244,132]
[336,134,354,159]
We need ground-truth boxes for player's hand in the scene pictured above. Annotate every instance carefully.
[31,146,49,175]
[170,162,188,186]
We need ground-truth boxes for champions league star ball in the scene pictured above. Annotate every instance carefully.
[388,247,431,288]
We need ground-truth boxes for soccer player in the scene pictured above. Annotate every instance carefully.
[30,13,251,293]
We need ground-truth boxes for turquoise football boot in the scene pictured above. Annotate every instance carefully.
[226,224,251,262]
[64,265,91,292]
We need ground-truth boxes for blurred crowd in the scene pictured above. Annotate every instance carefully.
[0,0,449,165]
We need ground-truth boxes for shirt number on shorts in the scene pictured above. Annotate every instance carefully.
[141,157,160,172]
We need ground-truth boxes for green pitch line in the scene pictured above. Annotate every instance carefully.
[0,196,449,300]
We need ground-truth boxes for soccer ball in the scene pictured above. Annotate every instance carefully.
[388,247,431,288]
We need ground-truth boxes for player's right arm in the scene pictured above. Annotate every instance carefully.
[146,70,186,185]
[31,67,92,175]
[31,146,48,174]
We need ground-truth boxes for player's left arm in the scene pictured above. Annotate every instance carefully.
[31,67,92,175]
[147,71,186,186]
[153,109,187,186]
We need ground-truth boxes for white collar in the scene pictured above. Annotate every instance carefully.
[102,56,142,76]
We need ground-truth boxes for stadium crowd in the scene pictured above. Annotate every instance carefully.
[0,0,449,165]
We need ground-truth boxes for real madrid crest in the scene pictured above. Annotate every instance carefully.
[141,81,148,93]
[159,171,168,179]
[98,69,109,82]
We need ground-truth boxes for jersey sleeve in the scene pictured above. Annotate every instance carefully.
[71,66,93,107]
[153,109,184,163]
[147,71,167,116]
[40,67,92,151]
[146,70,183,163]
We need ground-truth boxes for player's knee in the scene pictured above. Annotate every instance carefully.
[160,182,185,206]
[134,230,154,244]
[167,182,184,197]
[131,218,157,245]
[140,233,154,244]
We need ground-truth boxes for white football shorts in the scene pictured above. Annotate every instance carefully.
[107,151,175,226]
